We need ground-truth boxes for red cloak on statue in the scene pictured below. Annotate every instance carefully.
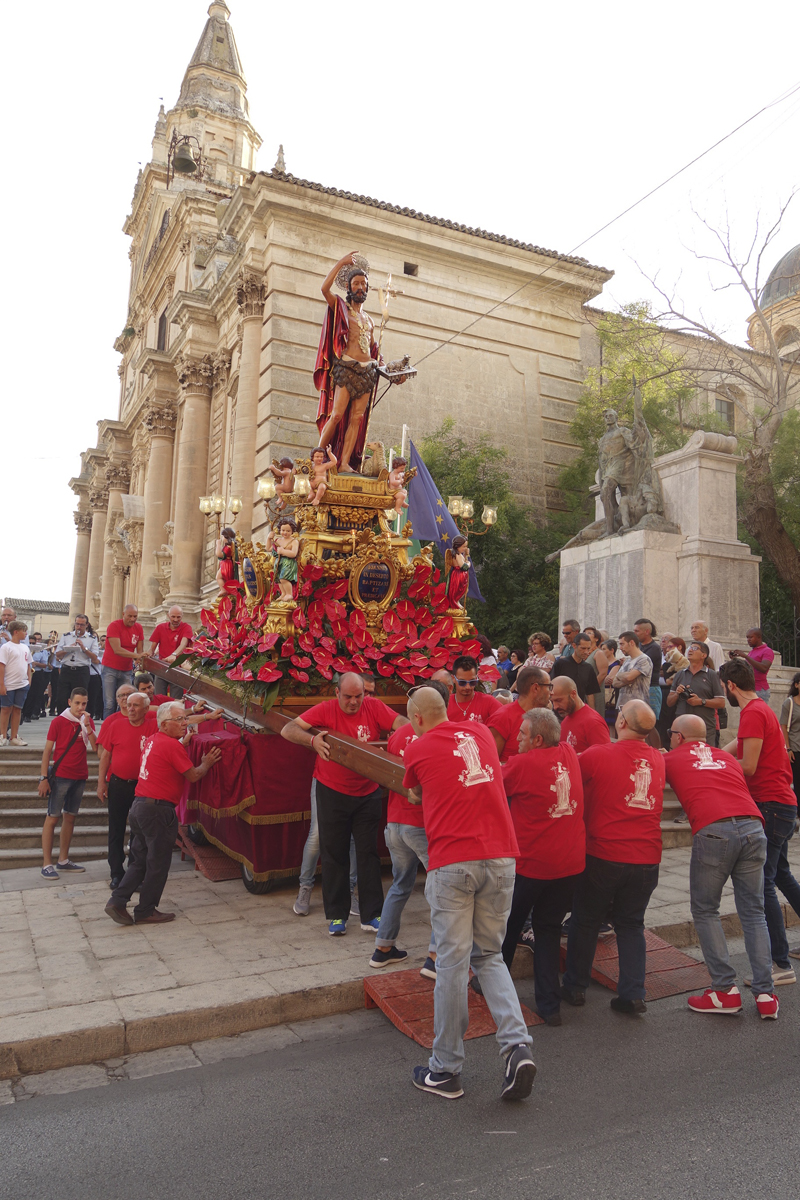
[313,295,379,472]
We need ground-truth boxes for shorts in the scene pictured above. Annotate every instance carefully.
[1,685,30,708]
[47,777,86,817]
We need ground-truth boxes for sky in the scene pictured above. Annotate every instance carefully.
[2,0,798,603]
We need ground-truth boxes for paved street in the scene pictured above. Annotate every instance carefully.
[1,939,798,1200]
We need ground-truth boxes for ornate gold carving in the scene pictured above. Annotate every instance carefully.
[236,271,267,319]
[74,512,93,535]
[176,354,214,394]
[346,533,402,618]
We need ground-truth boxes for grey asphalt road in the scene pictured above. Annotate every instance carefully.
[2,948,798,1200]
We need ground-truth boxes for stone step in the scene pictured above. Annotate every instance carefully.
[0,763,46,776]
[0,807,108,828]
[661,821,692,849]
[0,845,107,870]
[0,826,110,851]
[0,777,101,797]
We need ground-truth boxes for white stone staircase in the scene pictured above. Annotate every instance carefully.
[0,749,108,870]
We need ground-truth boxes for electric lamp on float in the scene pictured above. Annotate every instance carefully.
[447,495,497,536]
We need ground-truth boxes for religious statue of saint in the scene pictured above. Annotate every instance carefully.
[313,251,411,474]
[265,518,299,602]
[445,535,471,610]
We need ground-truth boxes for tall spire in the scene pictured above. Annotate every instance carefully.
[176,2,250,119]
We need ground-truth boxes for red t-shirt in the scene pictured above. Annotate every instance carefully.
[447,689,501,725]
[99,718,154,782]
[402,720,519,870]
[147,694,172,708]
[487,700,526,761]
[102,619,144,671]
[502,745,585,879]
[664,742,763,835]
[304,696,398,796]
[148,621,193,659]
[99,710,157,743]
[135,731,194,804]
[386,725,424,828]
[579,740,665,864]
[560,703,611,754]
[49,715,95,780]
[737,697,796,807]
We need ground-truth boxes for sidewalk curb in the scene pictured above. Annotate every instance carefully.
[2,907,798,1081]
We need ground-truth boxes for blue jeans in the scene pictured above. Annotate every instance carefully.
[102,666,132,718]
[425,858,532,1075]
[648,685,662,718]
[690,817,772,994]
[758,801,800,968]
[755,689,770,703]
[564,855,660,1002]
[299,781,356,892]
[376,823,435,953]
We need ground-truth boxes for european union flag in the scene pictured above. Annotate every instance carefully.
[407,440,485,602]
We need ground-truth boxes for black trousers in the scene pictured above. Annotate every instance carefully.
[107,775,136,881]
[48,668,60,714]
[22,671,49,718]
[563,855,660,1002]
[56,665,90,713]
[315,781,384,922]
[502,873,581,1017]
[111,798,177,918]
[88,673,103,721]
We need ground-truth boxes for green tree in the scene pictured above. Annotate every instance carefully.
[417,420,564,649]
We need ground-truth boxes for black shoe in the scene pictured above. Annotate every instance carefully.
[104,901,134,926]
[412,1066,464,1099]
[109,878,122,890]
[369,946,409,969]
[541,1012,562,1027]
[559,984,586,1006]
[420,956,437,981]
[500,1044,537,1100]
[610,996,647,1015]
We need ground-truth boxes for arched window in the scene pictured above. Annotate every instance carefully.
[776,325,800,355]
[157,310,168,352]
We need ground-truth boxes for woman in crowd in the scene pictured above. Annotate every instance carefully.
[524,632,555,674]
[780,671,800,797]
[504,649,524,688]
[663,637,689,680]
[583,626,610,714]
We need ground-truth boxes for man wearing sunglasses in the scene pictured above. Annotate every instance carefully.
[447,656,501,725]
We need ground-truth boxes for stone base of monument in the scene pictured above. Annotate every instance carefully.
[558,430,761,648]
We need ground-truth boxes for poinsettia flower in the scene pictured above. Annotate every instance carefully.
[478,664,502,681]
[313,647,333,666]
[332,656,354,673]
[292,607,308,629]
[349,609,366,632]
[344,637,357,655]
[428,649,450,669]
[279,637,295,658]
[409,653,429,668]
[301,562,325,581]
[257,664,283,683]
[376,661,395,677]
[328,579,349,600]
[325,599,346,621]
[420,626,442,648]
[291,655,312,668]
[200,608,217,631]
[318,666,333,680]
[461,639,483,658]
[432,569,441,583]
[401,620,418,641]
[331,620,349,639]
[257,633,280,653]
[396,600,416,620]
[396,668,416,684]
[382,611,401,633]
[392,657,411,669]
[352,627,372,649]
[288,669,310,682]
[363,646,384,661]
[415,608,433,628]
[297,632,314,652]
[300,581,313,597]
[352,653,369,671]
[384,635,409,653]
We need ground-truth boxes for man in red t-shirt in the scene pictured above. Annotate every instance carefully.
[447,655,502,725]
[561,700,664,1016]
[488,667,551,762]
[135,674,172,707]
[147,604,193,697]
[551,676,611,754]
[500,708,585,1025]
[97,692,156,888]
[281,673,408,935]
[402,687,536,1102]
[718,658,799,987]
[102,605,144,718]
[105,702,221,925]
[37,687,97,879]
[664,714,777,1018]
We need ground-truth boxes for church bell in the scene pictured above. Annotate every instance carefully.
[172,140,198,174]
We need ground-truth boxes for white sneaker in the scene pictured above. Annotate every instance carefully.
[744,963,796,987]
[9,737,28,747]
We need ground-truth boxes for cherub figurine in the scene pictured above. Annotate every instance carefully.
[268,458,295,510]
[444,535,470,609]
[265,518,299,601]
[215,526,241,594]
[309,446,337,506]
[387,456,408,514]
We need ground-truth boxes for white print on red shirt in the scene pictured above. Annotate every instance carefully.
[356,725,371,742]
[625,758,655,810]
[548,762,576,818]
[566,731,577,748]
[690,742,726,771]
[452,730,494,787]
[139,739,154,781]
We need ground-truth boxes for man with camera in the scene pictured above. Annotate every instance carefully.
[665,641,725,743]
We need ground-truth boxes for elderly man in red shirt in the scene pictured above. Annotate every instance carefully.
[97,692,155,889]
[104,701,221,925]
[147,604,193,697]
[101,605,144,718]
[561,699,664,1016]
[281,673,408,936]
[500,708,585,1026]
[403,687,535,1102]
[551,676,611,753]
[664,714,777,1019]
[487,666,551,762]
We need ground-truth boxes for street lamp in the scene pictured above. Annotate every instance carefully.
[447,495,497,537]
[199,493,243,534]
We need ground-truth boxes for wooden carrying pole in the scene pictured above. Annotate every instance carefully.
[141,657,408,794]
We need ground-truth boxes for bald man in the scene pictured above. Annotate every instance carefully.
[102,604,144,718]
[402,687,535,1101]
[664,715,777,1018]
[561,701,665,1016]
[431,669,454,697]
[147,605,193,698]
[550,677,610,754]
[281,673,408,936]
[487,666,551,763]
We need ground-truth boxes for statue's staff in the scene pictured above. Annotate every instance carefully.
[362,274,418,447]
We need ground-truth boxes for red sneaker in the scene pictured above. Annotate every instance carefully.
[755,992,779,1020]
[687,986,742,1015]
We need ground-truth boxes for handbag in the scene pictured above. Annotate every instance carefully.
[47,725,82,785]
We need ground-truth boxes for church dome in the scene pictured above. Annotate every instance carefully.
[760,244,800,307]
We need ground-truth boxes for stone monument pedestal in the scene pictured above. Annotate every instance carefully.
[558,431,761,643]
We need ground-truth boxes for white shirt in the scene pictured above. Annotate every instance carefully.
[702,637,725,671]
[0,642,32,689]
[56,630,100,668]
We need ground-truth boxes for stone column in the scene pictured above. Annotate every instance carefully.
[111,564,127,622]
[69,512,93,622]
[138,404,177,613]
[230,272,267,539]
[167,355,214,609]
[98,463,130,632]
[85,487,109,628]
